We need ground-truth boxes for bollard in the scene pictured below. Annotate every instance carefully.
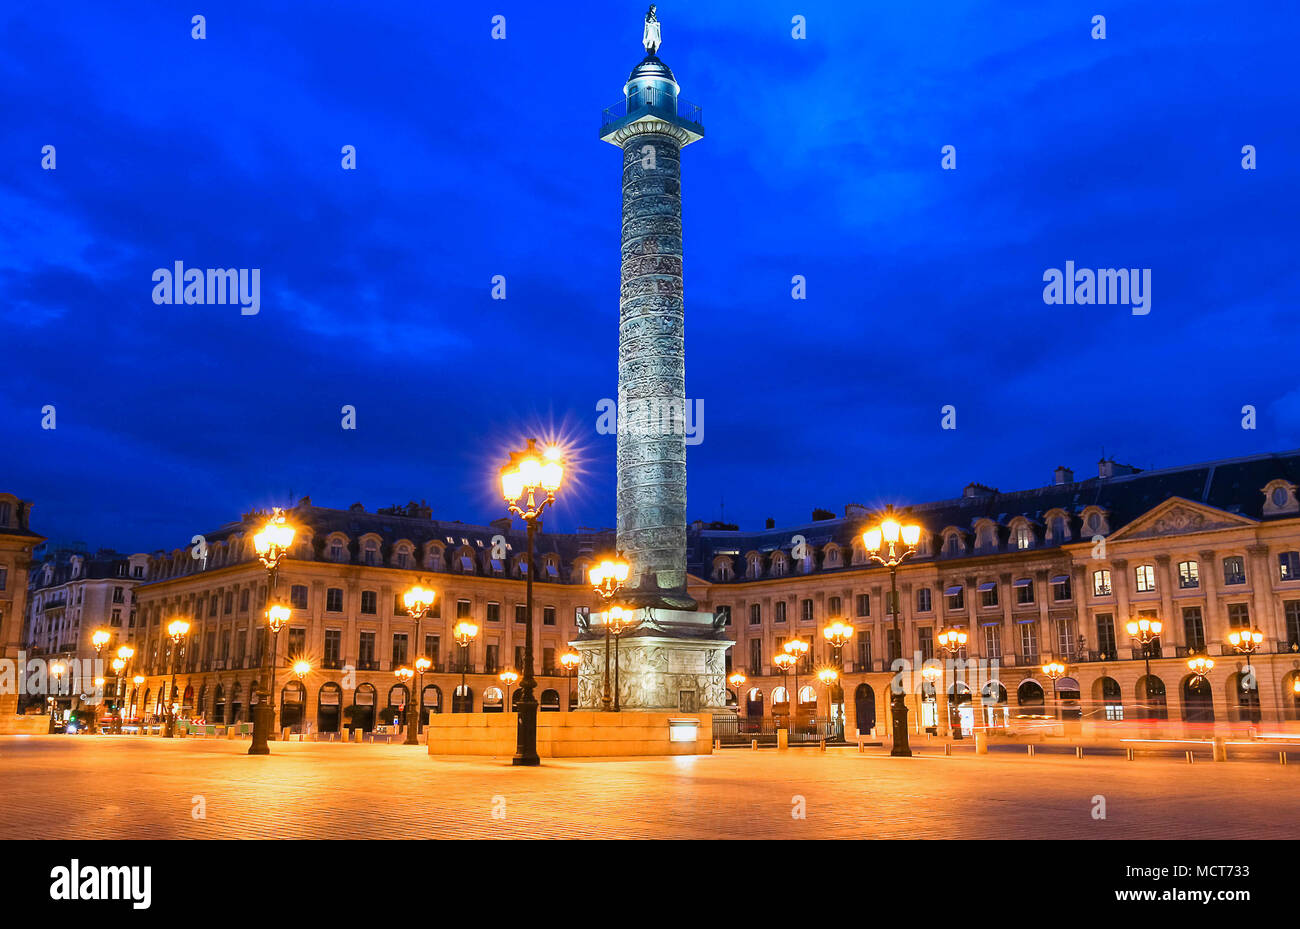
[819,739,826,753]
[1027,744,1035,757]
[857,740,864,754]
[751,739,758,751]
[974,730,988,755]
[1186,751,1195,764]
[1076,746,1083,759]
[1212,737,1228,763]
[714,738,720,751]
[1126,747,1135,761]
[777,728,789,751]
[944,743,951,756]
[1280,752,1288,766]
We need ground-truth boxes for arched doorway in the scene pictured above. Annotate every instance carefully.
[141,688,152,722]
[280,681,306,731]
[1230,671,1260,723]
[1285,672,1300,721]
[797,685,817,734]
[920,677,939,734]
[213,684,225,724]
[196,684,207,719]
[540,689,560,712]
[385,684,409,726]
[182,684,195,716]
[483,686,504,713]
[351,683,377,731]
[452,684,473,713]
[1093,676,1123,721]
[1016,679,1045,718]
[949,681,973,737]
[421,684,442,724]
[1136,675,1167,719]
[1182,675,1214,724]
[1056,676,1082,721]
[981,681,1008,729]
[317,682,342,732]
[229,682,244,723]
[854,683,876,735]
[745,687,764,732]
[771,686,790,728]
[725,688,738,708]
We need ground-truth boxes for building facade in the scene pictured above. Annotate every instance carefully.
[0,493,46,729]
[125,451,1300,739]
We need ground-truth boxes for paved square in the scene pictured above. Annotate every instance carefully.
[3,735,1297,839]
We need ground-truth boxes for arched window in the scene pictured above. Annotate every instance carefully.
[1182,675,1214,724]
[483,686,504,713]
[1017,679,1045,714]
[1136,675,1167,719]
[540,689,560,712]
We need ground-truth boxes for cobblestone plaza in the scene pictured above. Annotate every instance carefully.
[4,735,1297,840]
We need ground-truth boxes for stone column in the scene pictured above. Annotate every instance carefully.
[617,130,689,604]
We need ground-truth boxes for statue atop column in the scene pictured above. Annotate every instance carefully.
[642,5,661,55]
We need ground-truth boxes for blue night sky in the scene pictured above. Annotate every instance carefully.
[2,0,1297,553]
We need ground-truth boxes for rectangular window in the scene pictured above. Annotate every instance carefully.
[827,596,841,617]
[457,599,471,620]
[749,639,762,673]
[1177,560,1199,589]
[485,644,499,674]
[1056,618,1073,657]
[856,594,871,617]
[983,624,1001,659]
[224,592,233,614]
[1096,613,1117,657]
[358,632,376,669]
[715,605,732,626]
[1019,623,1038,662]
[392,633,408,667]
[1016,578,1035,605]
[1285,600,1300,649]
[326,588,343,612]
[113,586,124,604]
[980,583,998,608]
[800,599,813,622]
[239,589,249,612]
[542,647,555,674]
[749,603,761,625]
[856,634,872,670]
[290,585,308,609]
[946,586,964,611]
[1135,565,1156,593]
[360,590,377,615]
[543,606,556,626]
[886,629,900,664]
[0,567,6,591]
[1182,606,1206,652]
[774,601,787,623]
[288,627,306,656]
[918,627,933,661]
[1279,552,1300,582]
[1222,556,1246,586]
[236,630,248,665]
[426,634,440,666]
[209,596,218,617]
[1092,570,1111,596]
[487,602,501,623]
[1051,576,1072,600]
[514,646,525,670]
[110,608,121,627]
[916,588,932,612]
[515,604,527,624]
[1227,602,1250,629]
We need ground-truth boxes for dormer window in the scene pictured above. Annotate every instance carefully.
[1263,480,1300,516]
[1014,524,1032,550]
[329,540,345,562]
[747,555,762,579]
[363,541,379,566]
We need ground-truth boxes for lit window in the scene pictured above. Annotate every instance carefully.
[1135,564,1156,593]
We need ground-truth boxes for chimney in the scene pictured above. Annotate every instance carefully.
[963,482,995,498]
[844,503,868,519]
[1053,465,1074,485]
[765,517,776,529]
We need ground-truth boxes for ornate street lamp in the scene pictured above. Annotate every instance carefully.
[402,585,437,745]
[163,618,190,738]
[1125,615,1162,715]
[1187,656,1215,682]
[413,656,432,730]
[1227,626,1264,723]
[937,626,968,739]
[921,664,942,735]
[773,651,795,727]
[500,668,520,713]
[589,555,631,711]
[453,620,479,709]
[250,510,296,756]
[559,649,581,712]
[784,638,810,732]
[112,644,134,734]
[862,506,923,757]
[92,629,111,655]
[500,438,565,766]
[607,607,635,711]
[394,666,414,731]
[817,667,838,734]
[294,660,311,680]
[1041,661,1066,721]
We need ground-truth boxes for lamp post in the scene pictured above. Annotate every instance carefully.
[414,657,432,732]
[499,438,565,767]
[1125,616,1163,716]
[163,618,190,738]
[862,506,924,757]
[921,664,942,735]
[822,621,852,739]
[453,620,479,710]
[110,658,125,731]
[937,626,968,739]
[1041,661,1066,722]
[250,510,296,756]
[131,675,144,727]
[784,638,809,733]
[559,649,581,712]
[394,666,414,732]
[112,644,134,734]
[817,667,838,737]
[402,585,437,745]
[607,607,636,711]
[1187,656,1215,682]
[589,555,631,711]
[773,652,794,727]
[92,629,110,656]
[500,668,520,714]
[1227,626,1264,724]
